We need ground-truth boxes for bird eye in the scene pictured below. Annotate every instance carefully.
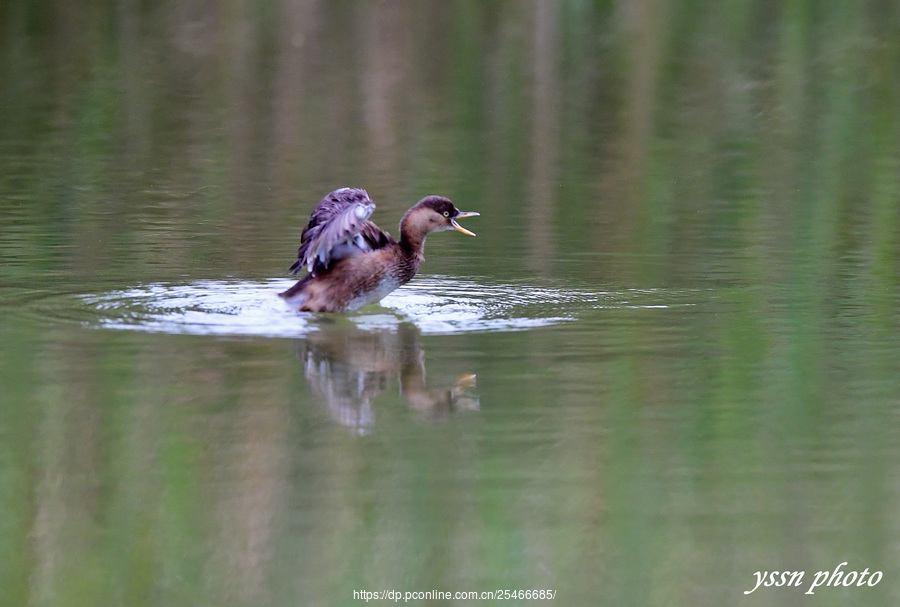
[443,211,449,217]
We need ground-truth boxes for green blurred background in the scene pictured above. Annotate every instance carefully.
[2,1,899,606]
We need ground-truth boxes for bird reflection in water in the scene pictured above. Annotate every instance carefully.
[299,321,478,432]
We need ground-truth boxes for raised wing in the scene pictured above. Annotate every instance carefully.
[289,188,394,275]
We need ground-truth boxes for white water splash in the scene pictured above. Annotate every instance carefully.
[78,277,592,338]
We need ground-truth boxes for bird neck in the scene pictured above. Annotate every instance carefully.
[398,214,428,262]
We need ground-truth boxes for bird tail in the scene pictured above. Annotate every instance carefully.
[278,274,313,302]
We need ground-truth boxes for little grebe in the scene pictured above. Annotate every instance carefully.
[279,188,479,312]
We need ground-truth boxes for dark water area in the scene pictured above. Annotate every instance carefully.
[2,2,900,606]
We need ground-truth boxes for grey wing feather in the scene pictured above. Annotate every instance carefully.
[289,188,393,275]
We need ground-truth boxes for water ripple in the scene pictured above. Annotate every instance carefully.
[61,276,700,338]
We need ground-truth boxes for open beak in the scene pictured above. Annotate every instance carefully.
[451,211,480,236]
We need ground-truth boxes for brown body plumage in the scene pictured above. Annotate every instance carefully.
[279,188,479,312]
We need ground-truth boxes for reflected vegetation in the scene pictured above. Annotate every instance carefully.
[300,322,478,431]
[2,1,900,606]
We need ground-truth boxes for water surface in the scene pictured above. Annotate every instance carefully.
[63,276,702,337]
[2,2,900,606]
